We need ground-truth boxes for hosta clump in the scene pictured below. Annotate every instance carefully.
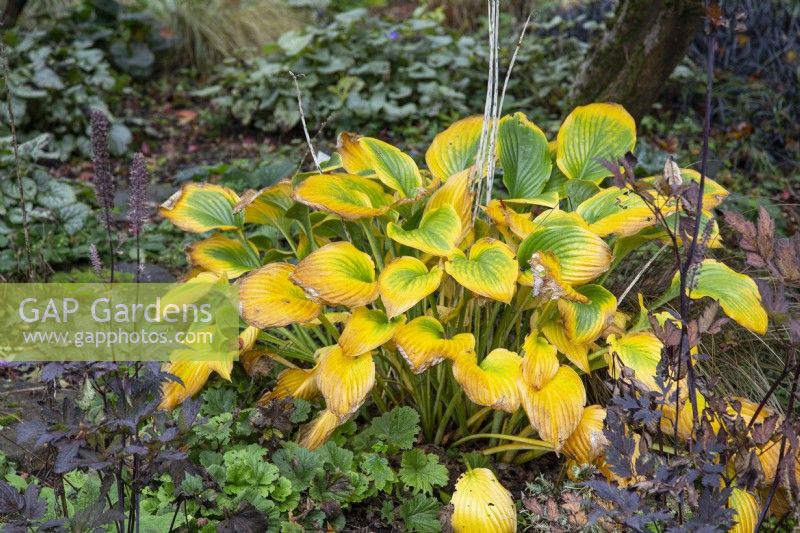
[160,102,775,529]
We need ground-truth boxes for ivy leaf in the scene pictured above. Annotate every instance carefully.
[397,493,441,533]
[399,450,448,495]
[360,453,396,492]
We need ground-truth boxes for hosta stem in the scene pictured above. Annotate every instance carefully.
[359,220,384,271]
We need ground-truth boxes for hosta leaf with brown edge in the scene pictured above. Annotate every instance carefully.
[259,367,318,406]
[576,186,658,237]
[315,345,375,419]
[425,168,473,235]
[160,183,243,233]
[291,241,379,307]
[379,256,444,318]
[605,331,664,392]
[541,316,592,373]
[451,467,516,533]
[672,259,768,335]
[523,251,590,304]
[425,115,484,182]
[556,102,636,183]
[445,238,518,304]
[562,404,607,465]
[498,112,552,199]
[394,316,475,374]
[387,204,461,257]
[239,263,321,328]
[186,233,260,279]
[520,334,559,390]
[337,307,406,357]
[159,356,233,410]
[518,364,586,451]
[642,168,729,209]
[239,181,294,226]
[299,409,341,451]
[557,284,617,344]
[728,488,759,533]
[518,222,612,286]
[484,199,535,240]
[293,173,393,219]
[452,348,522,412]
[338,132,423,198]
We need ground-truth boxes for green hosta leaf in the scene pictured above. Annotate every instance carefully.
[398,449,448,495]
[339,133,423,198]
[498,112,551,199]
[425,116,483,182]
[398,493,442,533]
[556,103,636,183]
[557,284,617,344]
[445,237,518,303]
[387,204,461,256]
[673,259,768,334]
[187,233,260,279]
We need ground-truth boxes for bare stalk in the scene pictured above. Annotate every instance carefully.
[289,71,321,174]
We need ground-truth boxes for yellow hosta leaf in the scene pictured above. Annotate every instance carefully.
[159,358,232,410]
[338,307,406,357]
[291,241,379,307]
[452,348,522,412]
[387,204,461,256]
[606,331,664,392]
[379,256,444,318]
[159,183,242,233]
[642,168,729,209]
[425,115,484,182]
[728,488,759,533]
[451,468,516,533]
[541,318,591,372]
[576,186,658,237]
[520,334,559,390]
[426,168,473,233]
[239,263,321,328]
[445,238,518,303]
[394,316,475,374]
[556,102,636,183]
[557,284,617,344]
[518,223,612,285]
[293,173,392,219]
[315,345,375,418]
[484,199,535,240]
[338,132,423,198]
[240,181,294,226]
[239,326,260,352]
[677,259,768,335]
[186,233,260,279]
[519,365,586,450]
[562,404,607,464]
[659,388,707,441]
[259,367,318,405]
[299,409,341,450]
[498,112,552,199]
[525,251,590,304]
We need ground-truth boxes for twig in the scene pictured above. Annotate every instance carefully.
[0,36,33,280]
[618,244,669,305]
[289,71,321,174]
[498,10,533,122]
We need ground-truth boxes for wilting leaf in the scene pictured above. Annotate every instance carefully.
[562,404,607,464]
[315,345,375,419]
[520,334,559,390]
[160,358,232,410]
[451,468,516,533]
[339,133,423,198]
[557,284,617,344]
[518,365,586,450]
[445,238,518,303]
[387,204,461,256]
[379,256,444,318]
[426,169,473,234]
[239,263,321,328]
[425,115,484,182]
[298,409,340,450]
[484,199,536,240]
[728,488,759,533]
[556,103,636,183]
[294,173,393,219]
[394,316,475,374]
[291,241,379,307]
[452,348,522,412]
[338,307,406,357]
[541,318,592,373]
[159,183,242,233]
[241,181,294,227]
[259,367,318,405]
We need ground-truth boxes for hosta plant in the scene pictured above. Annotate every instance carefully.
[159,103,779,530]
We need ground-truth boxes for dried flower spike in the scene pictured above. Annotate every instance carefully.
[89,243,103,277]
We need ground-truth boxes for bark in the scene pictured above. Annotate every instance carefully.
[570,0,704,122]
[0,0,29,29]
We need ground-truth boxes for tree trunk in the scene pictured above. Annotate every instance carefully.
[570,0,704,122]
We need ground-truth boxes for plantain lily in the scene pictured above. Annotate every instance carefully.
[159,102,776,520]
